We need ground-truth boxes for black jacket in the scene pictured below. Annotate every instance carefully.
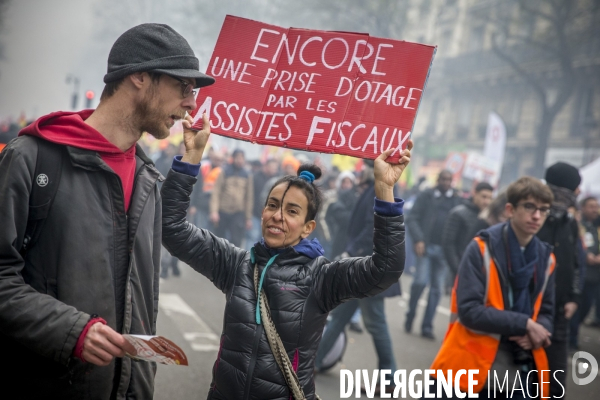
[583,218,600,283]
[406,188,464,245]
[536,210,581,309]
[0,136,162,399]
[161,170,405,400]
[325,187,358,258]
[442,201,486,277]
[252,170,273,218]
[345,183,376,257]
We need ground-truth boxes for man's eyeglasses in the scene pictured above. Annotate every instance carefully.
[172,76,197,98]
[519,202,551,216]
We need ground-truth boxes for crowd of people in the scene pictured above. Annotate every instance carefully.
[146,132,600,398]
[1,22,599,400]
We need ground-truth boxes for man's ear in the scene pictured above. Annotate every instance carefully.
[302,220,316,239]
[129,72,149,90]
[505,203,514,219]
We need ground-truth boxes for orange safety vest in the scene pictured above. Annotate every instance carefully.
[430,236,556,396]
[202,166,221,193]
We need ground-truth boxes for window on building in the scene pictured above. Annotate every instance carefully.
[458,99,473,128]
[469,26,485,52]
[574,86,596,138]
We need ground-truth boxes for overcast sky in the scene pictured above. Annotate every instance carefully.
[0,0,100,118]
[0,0,403,121]
[0,0,234,119]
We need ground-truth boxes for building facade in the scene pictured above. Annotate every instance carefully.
[403,0,600,186]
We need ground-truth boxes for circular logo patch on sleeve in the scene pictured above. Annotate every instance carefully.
[36,174,49,187]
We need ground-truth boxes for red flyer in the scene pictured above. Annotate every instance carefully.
[192,15,436,162]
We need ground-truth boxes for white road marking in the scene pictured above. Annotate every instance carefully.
[184,332,219,341]
[160,293,220,352]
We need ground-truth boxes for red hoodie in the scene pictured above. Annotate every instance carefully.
[20,110,136,212]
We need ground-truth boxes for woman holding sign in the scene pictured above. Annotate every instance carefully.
[161,113,411,400]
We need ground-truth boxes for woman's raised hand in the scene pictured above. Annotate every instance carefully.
[181,113,210,165]
[373,139,413,202]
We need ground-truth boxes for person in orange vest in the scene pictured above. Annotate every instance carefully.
[430,176,556,399]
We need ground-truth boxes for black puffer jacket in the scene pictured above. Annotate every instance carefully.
[162,170,405,400]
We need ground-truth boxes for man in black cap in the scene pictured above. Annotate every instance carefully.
[0,23,213,399]
[537,161,582,398]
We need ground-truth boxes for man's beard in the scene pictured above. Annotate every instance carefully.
[133,92,171,140]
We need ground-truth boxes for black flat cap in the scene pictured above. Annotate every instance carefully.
[104,23,215,89]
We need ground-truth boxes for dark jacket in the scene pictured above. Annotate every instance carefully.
[442,201,485,277]
[536,210,581,308]
[0,136,162,399]
[346,182,401,297]
[457,223,555,337]
[346,183,376,257]
[325,187,358,258]
[583,218,600,283]
[161,170,405,400]
[406,187,464,245]
[252,170,273,218]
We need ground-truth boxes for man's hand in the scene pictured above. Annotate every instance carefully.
[210,212,220,225]
[181,113,210,165]
[526,318,552,349]
[82,322,128,366]
[373,140,413,202]
[509,335,533,350]
[564,302,578,320]
[587,253,596,265]
[414,241,426,257]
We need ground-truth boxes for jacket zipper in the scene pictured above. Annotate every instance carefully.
[242,323,264,400]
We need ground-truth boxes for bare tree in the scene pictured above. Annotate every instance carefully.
[90,0,411,77]
[482,0,600,176]
[265,0,410,40]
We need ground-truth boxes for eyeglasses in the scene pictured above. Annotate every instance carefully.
[519,202,551,216]
[172,76,197,98]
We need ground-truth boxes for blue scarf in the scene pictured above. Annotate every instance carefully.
[507,224,538,315]
[251,238,324,324]
[257,237,324,259]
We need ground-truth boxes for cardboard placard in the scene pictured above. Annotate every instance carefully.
[192,15,436,162]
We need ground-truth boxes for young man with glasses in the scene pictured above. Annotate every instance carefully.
[536,162,582,398]
[0,23,214,399]
[430,176,556,399]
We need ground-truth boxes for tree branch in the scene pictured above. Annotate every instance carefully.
[491,33,547,107]
[517,0,557,24]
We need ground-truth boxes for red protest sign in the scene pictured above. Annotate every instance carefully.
[191,15,436,162]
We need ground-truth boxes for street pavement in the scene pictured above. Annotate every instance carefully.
[154,261,600,399]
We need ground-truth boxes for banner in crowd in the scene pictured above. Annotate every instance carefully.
[483,112,506,167]
[191,15,436,161]
[462,152,501,188]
